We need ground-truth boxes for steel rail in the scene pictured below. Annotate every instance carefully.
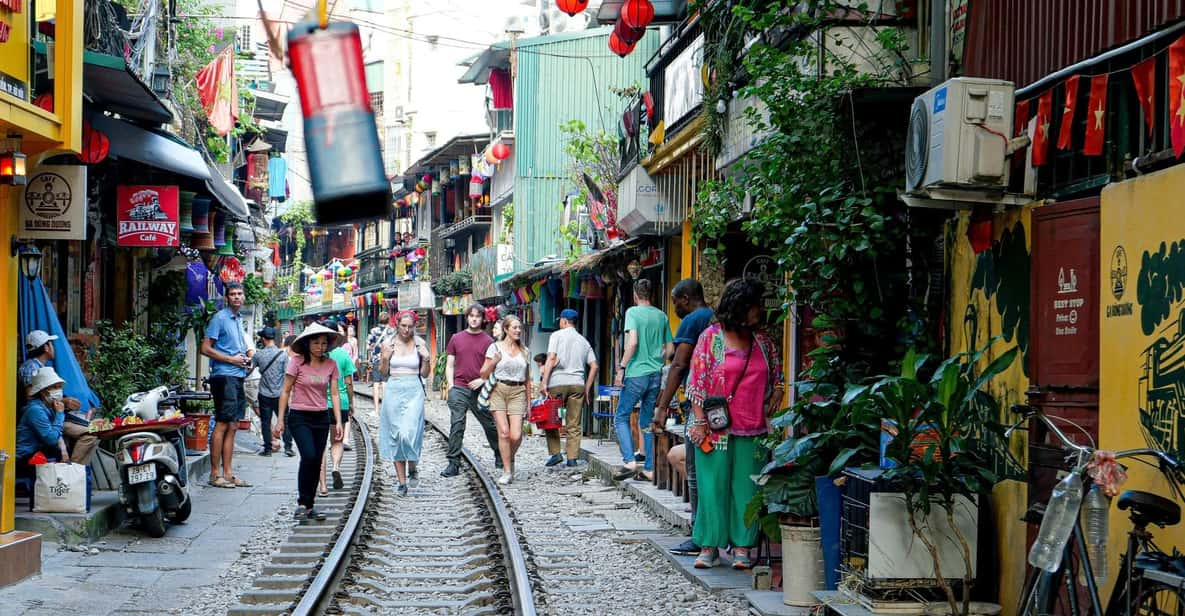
[291,418,375,616]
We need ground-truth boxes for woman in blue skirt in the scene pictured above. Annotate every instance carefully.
[379,310,430,496]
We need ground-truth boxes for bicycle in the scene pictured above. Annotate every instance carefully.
[1011,404,1185,616]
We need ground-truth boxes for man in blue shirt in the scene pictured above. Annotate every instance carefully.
[200,282,253,488]
[652,278,714,556]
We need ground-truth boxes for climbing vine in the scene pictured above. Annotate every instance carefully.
[276,201,315,313]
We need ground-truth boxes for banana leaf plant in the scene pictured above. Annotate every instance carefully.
[848,341,1019,616]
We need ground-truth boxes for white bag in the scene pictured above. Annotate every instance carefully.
[33,462,87,513]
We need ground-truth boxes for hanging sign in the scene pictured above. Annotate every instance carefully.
[117,185,180,247]
[19,165,87,240]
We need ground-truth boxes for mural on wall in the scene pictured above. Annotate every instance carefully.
[969,220,1032,376]
[1134,240,1185,460]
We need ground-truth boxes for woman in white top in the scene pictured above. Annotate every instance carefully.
[480,314,531,485]
[378,311,431,496]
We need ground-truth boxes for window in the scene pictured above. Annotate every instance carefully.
[425,131,437,148]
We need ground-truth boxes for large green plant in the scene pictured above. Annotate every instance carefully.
[89,321,188,418]
[849,342,1018,616]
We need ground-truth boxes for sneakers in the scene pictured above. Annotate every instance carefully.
[545,453,564,467]
[732,548,753,570]
[343,443,354,452]
[496,473,513,485]
[669,539,700,555]
[408,468,420,488]
[441,463,461,478]
[565,459,585,468]
[284,448,296,457]
[397,483,409,496]
[694,548,720,569]
[634,452,646,463]
[258,449,272,457]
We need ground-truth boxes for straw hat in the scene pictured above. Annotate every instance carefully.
[290,322,344,355]
[29,367,65,397]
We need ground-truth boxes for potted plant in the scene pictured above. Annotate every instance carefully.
[845,342,1017,616]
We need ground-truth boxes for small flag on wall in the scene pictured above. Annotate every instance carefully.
[1084,74,1109,156]
[1057,75,1079,150]
[1169,34,1185,157]
[1131,56,1157,136]
[1032,90,1053,166]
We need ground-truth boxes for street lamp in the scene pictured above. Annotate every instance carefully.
[151,64,172,97]
[0,133,27,186]
[11,240,42,280]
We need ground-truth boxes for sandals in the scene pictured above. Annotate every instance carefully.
[332,470,343,490]
[209,476,234,489]
[294,507,327,521]
[230,476,252,488]
[318,489,329,497]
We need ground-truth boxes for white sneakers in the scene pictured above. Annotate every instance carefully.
[497,472,513,485]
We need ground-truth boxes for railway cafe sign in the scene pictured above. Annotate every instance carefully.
[19,165,87,240]
[116,185,180,247]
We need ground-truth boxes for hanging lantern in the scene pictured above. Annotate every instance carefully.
[415,181,426,192]
[179,191,196,233]
[555,0,588,16]
[409,192,419,205]
[217,223,236,256]
[212,211,227,246]
[609,31,636,57]
[621,0,655,29]
[376,291,384,302]
[79,121,110,164]
[469,175,484,199]
[614,17,646,45]
[191,197,211,232]
[484,148,499,165]
[492,143,511,160]
[191,232,215,251]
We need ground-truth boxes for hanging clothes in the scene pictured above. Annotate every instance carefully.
[268,157,288,200]
[489,68,512,109]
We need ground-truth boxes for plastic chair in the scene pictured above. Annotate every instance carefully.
[593,385,621,444]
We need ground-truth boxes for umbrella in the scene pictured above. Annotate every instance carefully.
[20,276,103,412]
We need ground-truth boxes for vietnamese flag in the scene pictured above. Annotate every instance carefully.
[1057,75,1080,150]
[1015,99,1031,138]
[1170,34,1185,157]
[1032,90,1053,166]
[1132,56,1157,136]
[195,46,239,137]
[1084,74,1109,156]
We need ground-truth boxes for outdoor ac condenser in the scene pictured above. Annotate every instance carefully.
[905,77,1015,194]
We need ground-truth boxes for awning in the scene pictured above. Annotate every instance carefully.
[82,51,173,125]
[252,90,288,122]
[204,159,251,221]
[261,127,288,152]
[90,112,210,180]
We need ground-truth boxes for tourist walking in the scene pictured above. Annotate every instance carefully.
[442,304,502,477]
[378,311,430,496]
[481,314,531,485]
[251,327,290,456]
[613,278,673,482]
[685,278,782,570]
[369,311,396,407]
[540,308,598,468]
[200,282,253,489]
[274,323,344,521]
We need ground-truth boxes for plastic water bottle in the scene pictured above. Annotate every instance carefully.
[1028,472,1084,572]
[1082,484,1110,586]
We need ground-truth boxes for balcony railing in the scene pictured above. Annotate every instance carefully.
[437,214,493,241]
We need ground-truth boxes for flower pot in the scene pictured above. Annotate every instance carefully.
[780,522,824,607]
[183,413,212,452]
[237,419,251,431]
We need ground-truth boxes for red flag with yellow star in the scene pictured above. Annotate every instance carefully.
[195,46,239,137]
[1132,56,1156,137]
[1170,35,1185,157]
[1032,90,1053,166]
[1057,75,1079,150]
[1084,74,1108,156]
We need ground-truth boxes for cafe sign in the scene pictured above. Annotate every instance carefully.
[19,165,87,240]
[117,185,179,247]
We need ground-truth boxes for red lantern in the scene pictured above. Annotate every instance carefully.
[608,31,636,58]
[614,18,646,45]
[422,174,432,183]
[79,121,111,164]
[491,143,510,160]
[621,0,655,29]
[555,0,589,16]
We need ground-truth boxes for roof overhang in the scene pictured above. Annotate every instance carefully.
[252,89,289,122]
[595,0,689,25]
[90,112,209,180]
[82,51,173,125]
[458,46,511,85]
[204,159,251,221]
[404,134,489,176]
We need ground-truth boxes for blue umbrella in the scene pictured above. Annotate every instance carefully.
[19,276,102,412]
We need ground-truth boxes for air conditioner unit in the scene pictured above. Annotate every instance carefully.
[905,78,1014,195]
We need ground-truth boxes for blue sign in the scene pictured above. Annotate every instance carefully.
[933,87,947,114]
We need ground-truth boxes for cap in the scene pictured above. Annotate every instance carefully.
[559,308,579,322]
[25,330,59,350]
[259,327,277,340]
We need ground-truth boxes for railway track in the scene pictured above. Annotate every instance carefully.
[227,398,538,615]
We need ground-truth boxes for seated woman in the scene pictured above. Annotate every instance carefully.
[16,367,72,468]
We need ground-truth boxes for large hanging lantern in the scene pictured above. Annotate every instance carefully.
[609,31,636,57]
[212,211,227,247]
[614,17,646,45]
[192,232,215,251]
[621,0,655,29]
[492,143,511,161]
[79,121,110,164]
[179,191,196,233]
[217,225,236,256]
[555,0,588,16]
[191,197,211,233]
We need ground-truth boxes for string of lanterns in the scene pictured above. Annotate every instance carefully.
[556,0,654,57]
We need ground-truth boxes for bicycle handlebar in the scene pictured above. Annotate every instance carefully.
[1010,404,1184,472]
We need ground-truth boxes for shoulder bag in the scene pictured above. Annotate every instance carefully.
[702,347,752,432]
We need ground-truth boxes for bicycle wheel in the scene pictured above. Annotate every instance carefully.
[1135,582,1185,616]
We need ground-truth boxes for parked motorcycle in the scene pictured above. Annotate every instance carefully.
[113,387,211,537]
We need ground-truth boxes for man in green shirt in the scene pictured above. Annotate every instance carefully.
[323,320,356,492]
[613,278,673,481]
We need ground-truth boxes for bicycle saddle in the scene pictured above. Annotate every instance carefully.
[1118,490,1181,527]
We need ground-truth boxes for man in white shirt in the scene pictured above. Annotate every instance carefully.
[540,309,599,468]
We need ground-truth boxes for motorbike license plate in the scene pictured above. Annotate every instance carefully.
[128,464,157,485]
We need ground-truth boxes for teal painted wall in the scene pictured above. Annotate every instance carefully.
[512,27,659,270]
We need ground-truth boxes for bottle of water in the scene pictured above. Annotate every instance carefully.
[1028,472,1084,572]
[1082,484,1110,586]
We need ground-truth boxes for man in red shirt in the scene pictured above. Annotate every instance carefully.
[441,304,503,477]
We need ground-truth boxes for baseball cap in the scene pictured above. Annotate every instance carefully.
[259,327,277,340]
[25,330,59,349]
[559,308,579,322]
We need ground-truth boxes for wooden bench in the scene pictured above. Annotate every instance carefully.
[653,425,689,503]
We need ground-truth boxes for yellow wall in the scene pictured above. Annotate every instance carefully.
[947,206,1036,614]
[0,186,19,533]
[1098,164,1185,592]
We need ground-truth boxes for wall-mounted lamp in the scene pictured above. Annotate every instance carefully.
[0,133,27,186]
[11,239,42,281]
[151,63,172,97]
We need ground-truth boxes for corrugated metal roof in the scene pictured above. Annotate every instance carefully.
[513,28,661,269]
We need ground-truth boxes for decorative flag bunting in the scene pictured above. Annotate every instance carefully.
[1132,56,1157,136]
[1032,90,1053,166]
[1170,34,1185,157]
[1015,99,1031,138]
[1057,75,1079,150]
[1084,74,1109,156]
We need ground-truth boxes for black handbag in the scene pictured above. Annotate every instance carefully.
[702,347,752,431]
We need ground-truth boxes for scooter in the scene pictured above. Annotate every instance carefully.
[113,387,211,537]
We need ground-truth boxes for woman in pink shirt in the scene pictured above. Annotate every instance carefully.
[274,322,343,521]
[685,279,783,570]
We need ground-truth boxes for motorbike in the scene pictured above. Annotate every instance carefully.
[113,386,211,537]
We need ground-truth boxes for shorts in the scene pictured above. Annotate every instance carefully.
[489,382,527,415]
[210,375,247,423]
[244,378,260,409]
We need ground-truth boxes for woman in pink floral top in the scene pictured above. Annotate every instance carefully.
[685,278,783,570]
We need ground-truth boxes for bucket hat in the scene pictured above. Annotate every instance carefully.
[29,367,65,397]
[290,322,344,356]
